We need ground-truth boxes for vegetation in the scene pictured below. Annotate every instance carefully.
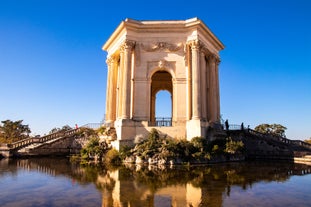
[76,128,245,165]
[77,127,122,165]
[49,125,72,134]
[124,128,244,164]
[0,120,31,143]
[304,138,311,144]
[224,137,244,154]
[254,123,287,137]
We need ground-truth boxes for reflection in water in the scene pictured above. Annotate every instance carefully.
[1,158,311,207]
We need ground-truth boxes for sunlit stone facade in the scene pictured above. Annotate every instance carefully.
[102,18,224,149]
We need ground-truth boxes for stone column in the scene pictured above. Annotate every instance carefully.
[207,54,220,123]
[186,44,192,120]
[105,57,115,124]
[116,51,124,119]
[215,58,221,121]
[190,40,201,120]
[120,40,135,120]
[200,50,207,120]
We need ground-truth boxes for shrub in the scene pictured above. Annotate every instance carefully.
[224,137,244,154]
[96,126,106,135]
[80,137,109,160]
[104,149,121,164]
[119,145,133,160]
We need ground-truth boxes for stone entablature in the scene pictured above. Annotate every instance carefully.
[102,18,224,148]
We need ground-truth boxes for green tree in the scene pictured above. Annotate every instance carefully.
[0,120,31,143]
[49,125,72,134]
[254,123,287,137]
[304,138,311,144]
[80,137,109,161]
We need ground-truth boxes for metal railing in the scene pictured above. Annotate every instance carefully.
[150,117,172,127]
[222,122,311,150]
[247,128,311,150]
[81,123,102,129]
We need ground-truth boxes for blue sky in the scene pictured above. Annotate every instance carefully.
[0,0,310,140]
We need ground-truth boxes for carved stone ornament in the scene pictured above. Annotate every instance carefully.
[189,40,202,50]
[141,42,183,52]
[207,54,221,65]
[106,55,117,65]
[148,60,176,71]
[120,40,136,51]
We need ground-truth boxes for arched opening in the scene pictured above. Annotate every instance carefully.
[150,71,173,126]
[155,90,172,126]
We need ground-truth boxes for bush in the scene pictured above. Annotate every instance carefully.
[119,145,133,160]
[80,137,109,160]
[104,149,121,164]
[224,137,244,154]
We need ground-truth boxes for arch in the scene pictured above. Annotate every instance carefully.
[147,60,176,81]
[150,71,173,126]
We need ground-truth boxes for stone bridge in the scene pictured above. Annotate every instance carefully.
[0,128,88,158]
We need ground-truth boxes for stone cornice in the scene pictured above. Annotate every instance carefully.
[103,18,225,54]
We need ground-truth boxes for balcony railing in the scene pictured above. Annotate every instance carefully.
[150,117,172,127]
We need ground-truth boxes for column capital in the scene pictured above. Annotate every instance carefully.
[120,39,136,52]
[188,40,202,50]
[106,55,117,66]
[207,54,221,65]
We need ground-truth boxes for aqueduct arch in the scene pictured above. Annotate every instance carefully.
[102,18,224,149]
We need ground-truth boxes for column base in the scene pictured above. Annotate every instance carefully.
[114,119,136,141]
[186,119,209,141]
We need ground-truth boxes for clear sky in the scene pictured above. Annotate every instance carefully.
[0,0,310,140]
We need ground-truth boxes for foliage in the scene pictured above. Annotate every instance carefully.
[119,145,133,160]
[254,123,287,137]
[224,137,244,154]
[0,120,31,143]
[190,136,210,159]
[49,125,72,134]
[104,149,121,164]
[96,126,106,135]
[80,137,109,160]
[304,139,311,144]
[76,127,98,138]
[133,128,162,159]
[132,129,215,162]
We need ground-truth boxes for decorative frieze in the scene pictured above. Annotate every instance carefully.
[147,60,176,71]
[141,42,183,52]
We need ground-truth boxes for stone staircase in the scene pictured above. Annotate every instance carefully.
[0,128,82,157]
[294,155,311,165]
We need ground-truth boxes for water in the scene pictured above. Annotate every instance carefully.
[0,158,311,207]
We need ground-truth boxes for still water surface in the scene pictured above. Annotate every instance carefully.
[0,158,311,207]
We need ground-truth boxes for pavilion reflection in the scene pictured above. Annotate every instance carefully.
[1,158,311,207]
[96,162,311,207]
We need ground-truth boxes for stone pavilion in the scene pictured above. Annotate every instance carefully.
[102,18,224,149]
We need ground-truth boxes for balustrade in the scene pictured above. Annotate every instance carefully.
[8,128,81,150]
[150,117,172,127]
